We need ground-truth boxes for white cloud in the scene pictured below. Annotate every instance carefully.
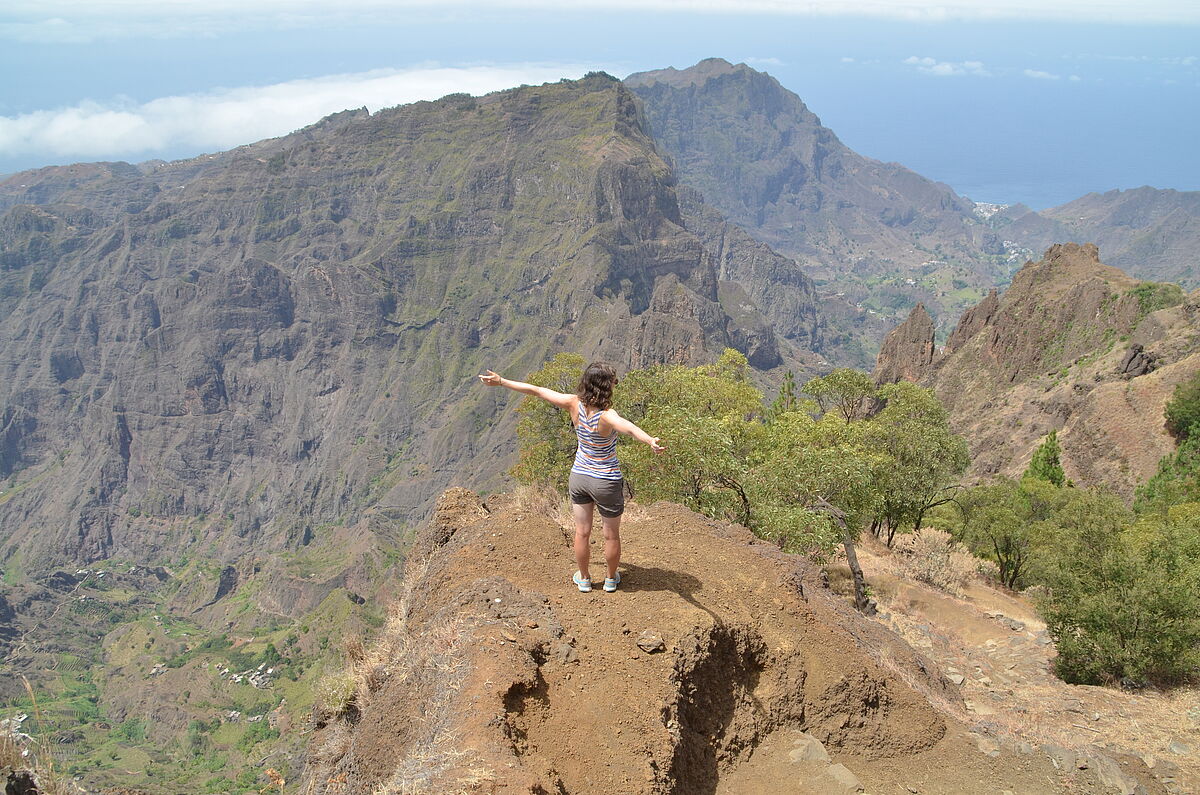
[1069,74,1082,81]
[3,0,1199,41]
[903,56,991,77]
[0,64,599,162]
[1023,69,1061,79]
[841,57,856,63]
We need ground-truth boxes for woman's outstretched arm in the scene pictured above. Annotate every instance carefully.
[478,369,576,410]
[604,409,666,453]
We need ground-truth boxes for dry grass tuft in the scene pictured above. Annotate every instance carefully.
[347,553,430,708]
[370,612,494,794]
[511,483,570,524]
[315,544,496,793]
[894,528,977,595]
[512,483,575,546]
[314,671,358,718]
[0,729,34,772]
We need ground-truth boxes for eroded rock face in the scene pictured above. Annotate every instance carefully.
[0,75,811,570]
[945,289,999,355]
[873,303,937,385]
[677,186,823,355]
[873,243,1200,495]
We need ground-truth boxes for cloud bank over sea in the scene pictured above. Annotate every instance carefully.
[0,64,599,162]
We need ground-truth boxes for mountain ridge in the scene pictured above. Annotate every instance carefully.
[626,58,1016,365]
[995,186,1200,289]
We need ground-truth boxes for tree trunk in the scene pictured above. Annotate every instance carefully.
[842,527,872,615]
[811,496,872,615]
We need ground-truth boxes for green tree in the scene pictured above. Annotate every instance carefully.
[752,412,885,548]
[947,478,1060,589]
[1039,503,1200,684]
[618,350,764,525]
[511,353,585,490]
[803,369,877,422]
[751,411,888,612]
[767,370,800,421]
[1134,435,1200,514]
[865,381,970,545]
[1024,430,1065,487]
[1164,371,1200,441]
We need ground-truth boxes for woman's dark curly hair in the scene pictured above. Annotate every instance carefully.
[576,361,618,411]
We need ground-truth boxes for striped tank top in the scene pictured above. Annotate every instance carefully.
[570,403,622,480]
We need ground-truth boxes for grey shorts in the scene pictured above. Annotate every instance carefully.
[568,471,625,518]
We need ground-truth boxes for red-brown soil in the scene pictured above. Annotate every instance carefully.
[303,490,1169,793]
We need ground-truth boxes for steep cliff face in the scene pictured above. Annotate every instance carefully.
[676,186,825,362]
[875,243,1200,495]
[0,75,802,572]
[626,59,1015,366]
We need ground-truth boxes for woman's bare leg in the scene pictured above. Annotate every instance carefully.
[573,502,595,581]
[602,514,622,580]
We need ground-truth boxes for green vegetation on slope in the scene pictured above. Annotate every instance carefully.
[929,391,1200,685]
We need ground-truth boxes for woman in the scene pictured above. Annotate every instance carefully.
[479,362,665,592]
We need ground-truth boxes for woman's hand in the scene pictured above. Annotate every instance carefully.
[479,369,502,386]
[649,437,666,454]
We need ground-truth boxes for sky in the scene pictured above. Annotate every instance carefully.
[1,1,1197,209]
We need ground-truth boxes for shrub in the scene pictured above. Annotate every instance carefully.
[112,717,146,743]
[1164,371,1200,441]
[1024,430,1065,487]
[1040,512,1200,685]
[315,671,357,717]
[1135,434,1200,513]
[1128,281,1184,318]
[235,720,279,752]
[894,528,976,595]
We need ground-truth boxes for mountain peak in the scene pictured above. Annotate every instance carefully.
[624,57,758,89]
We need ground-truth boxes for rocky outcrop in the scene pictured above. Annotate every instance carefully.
[945,288,999,354]
[874,244,1200,496]
[1118,343,1157,378]
[873,303,936,385]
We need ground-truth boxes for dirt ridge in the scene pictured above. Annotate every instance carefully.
[302,489,1167,793]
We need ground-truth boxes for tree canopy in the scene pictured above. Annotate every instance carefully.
[1024,430,1065,487]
